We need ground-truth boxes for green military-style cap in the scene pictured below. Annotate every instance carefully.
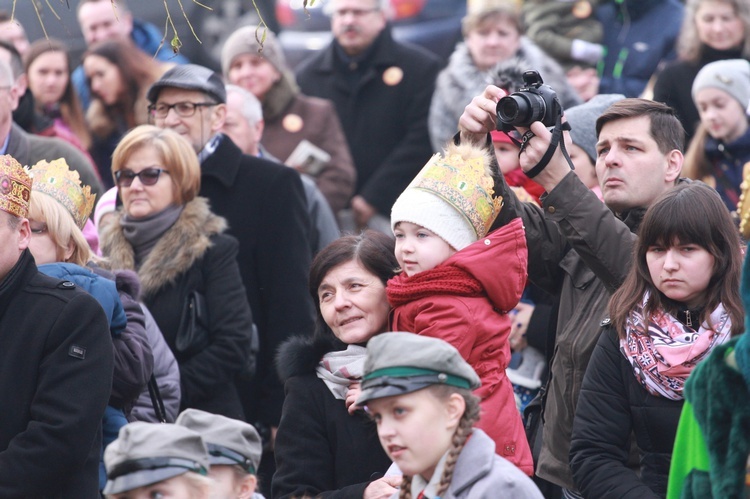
[356,332,481,406]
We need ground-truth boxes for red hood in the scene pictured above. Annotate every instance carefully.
[442,217,528,312]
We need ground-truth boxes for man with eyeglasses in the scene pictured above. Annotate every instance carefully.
[146,64,315,491]
[296,0,441,233]
[0,154,114,497]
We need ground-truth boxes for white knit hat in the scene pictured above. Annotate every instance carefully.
[692,59,750,114]
[391,143,503,251]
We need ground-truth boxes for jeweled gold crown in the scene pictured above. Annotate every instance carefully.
[410,144,504,239]
[29,159,96,229]
[737,161,750,239]
[0,155,32,219]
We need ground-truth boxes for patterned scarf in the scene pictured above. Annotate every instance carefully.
[386,266,484,308]
[315,344,367,400]
[620,294,732,400]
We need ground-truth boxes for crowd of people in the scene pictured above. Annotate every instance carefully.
[1,0,750,497]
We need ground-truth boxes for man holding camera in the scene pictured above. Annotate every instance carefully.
[459,84,684,495]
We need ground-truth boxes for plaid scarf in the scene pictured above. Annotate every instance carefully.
[315,345,367,400]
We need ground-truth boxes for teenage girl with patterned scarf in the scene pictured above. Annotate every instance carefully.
[385,141,532,476]
[569,182,745,499]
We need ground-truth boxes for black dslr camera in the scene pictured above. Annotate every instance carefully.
[496,70,562,133]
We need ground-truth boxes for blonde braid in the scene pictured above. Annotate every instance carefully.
[435,388,481,497]
[399,475,413,499]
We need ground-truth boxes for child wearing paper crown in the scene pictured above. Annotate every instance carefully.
[357,332,543,498]
[387,141,533,475]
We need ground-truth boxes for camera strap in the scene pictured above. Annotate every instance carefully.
[523,115,574,179]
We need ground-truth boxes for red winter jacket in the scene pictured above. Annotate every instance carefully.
[387,217,533,475]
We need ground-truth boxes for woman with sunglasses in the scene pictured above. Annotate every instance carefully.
[83,39,173,188]
[100,124,255,420]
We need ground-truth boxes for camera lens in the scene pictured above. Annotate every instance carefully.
[498,98,520,122]
[497,93,547,127]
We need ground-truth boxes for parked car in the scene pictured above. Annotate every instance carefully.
[1,0,463,70]
[277,0,465,68]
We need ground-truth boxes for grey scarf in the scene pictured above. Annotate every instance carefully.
[121,204,184,266]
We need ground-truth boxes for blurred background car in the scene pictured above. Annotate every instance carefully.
[276,0,465,68]
[0,0,463,69]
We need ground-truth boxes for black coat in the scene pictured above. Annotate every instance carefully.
[296,27,441,216]
[570,325,684,498]
[200,136,316,426]
[272,336,392,498]
[101,197,254,420]
[0,250,113,498]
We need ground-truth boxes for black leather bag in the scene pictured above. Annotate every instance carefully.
[175,290,210,358]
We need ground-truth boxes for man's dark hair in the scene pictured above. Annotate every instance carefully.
[596,98,685,154]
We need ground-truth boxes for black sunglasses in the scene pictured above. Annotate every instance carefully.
[114,167,170,188]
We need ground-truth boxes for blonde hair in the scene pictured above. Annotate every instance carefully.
[111,125,201,205]
[682,123,713,181]
[462,1,521,37]
[677,0,750,63]
[28,191,92,266]
[398,386,481,499]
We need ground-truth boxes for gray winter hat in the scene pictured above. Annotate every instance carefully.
[356,332,481,406]
[566,93,626,162]
[692,59,750,113]
[175,408,262,474]
[103,422,209,495]
[147,64,226,104]
[221,26,289,76]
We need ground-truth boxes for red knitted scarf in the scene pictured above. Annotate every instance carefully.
[386,266,484,307]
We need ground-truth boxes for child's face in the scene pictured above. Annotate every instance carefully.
[208,465,257,498]
[368,389,463,481]
[110,474,199,499]
[394,222,456,277]
[568,144,599,190]
[493,141,521,174]
[695,87,749,144]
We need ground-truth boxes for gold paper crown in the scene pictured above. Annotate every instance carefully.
[29,159,96,229]
[737,161,750,239]
[0,155,32,219]
[409,143,504,239]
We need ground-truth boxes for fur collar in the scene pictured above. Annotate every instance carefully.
[442,38,579,107]
[100,197,227,298]
[275,334,345,382]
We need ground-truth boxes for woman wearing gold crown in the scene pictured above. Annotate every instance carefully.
[25,157,155,491]
[386,141,534,477]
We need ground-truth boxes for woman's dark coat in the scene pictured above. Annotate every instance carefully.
[101,197,253,420]
[570,325,684,498]
[272,335,392,498]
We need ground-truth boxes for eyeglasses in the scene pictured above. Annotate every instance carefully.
[331,7,379,17]
[29,222,48,235]
[148,101,216,118]
[115,167,170,188]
